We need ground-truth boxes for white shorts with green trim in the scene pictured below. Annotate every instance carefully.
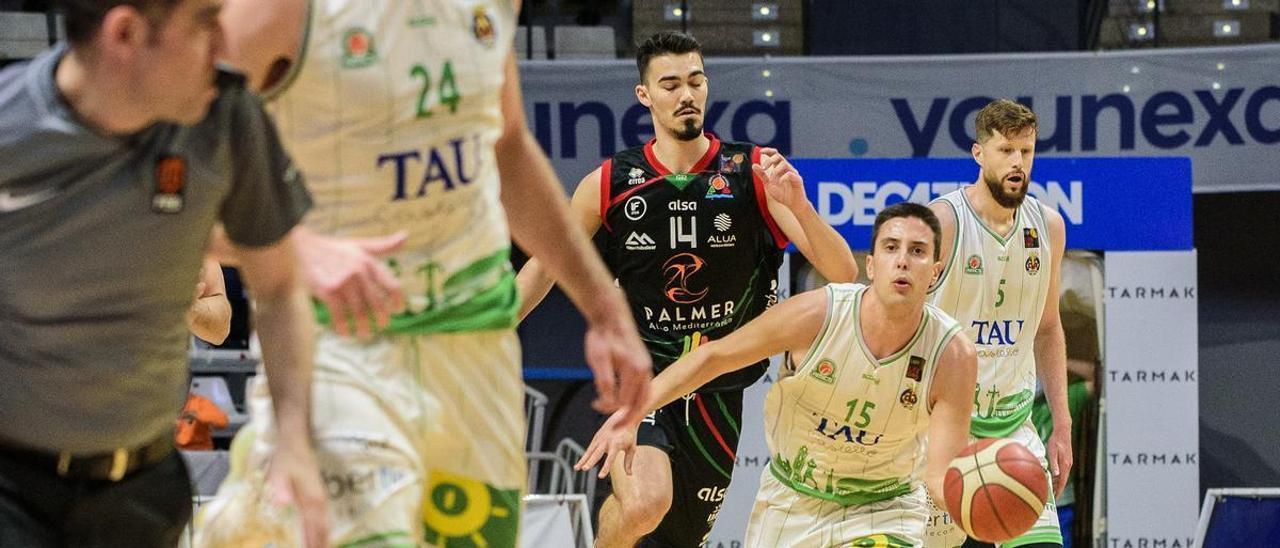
[923,421,1062,547]
[746,468,928,548]
[196,328,526,548]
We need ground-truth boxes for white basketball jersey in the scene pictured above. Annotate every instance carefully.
[270,0,517,332]
[765,283,962,506]
[927,189,1053,438]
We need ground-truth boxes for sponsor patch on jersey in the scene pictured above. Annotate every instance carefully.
[705,174,734,199]
[906,356,924,382]
[624,231,656,251]
[624,196,647,221]
[1024,227,1040,248]
[810,359,837,384]
[666,173,696,190]
[719,153,744,174]
[899,387,918,410]
[713,213,732,232]
[1026,251,1041,276]
[628,167,646,185]
[472,6,496,47]
[964,254,983,275]
[707,234,737,248]
[152,155,186,213]
[341,27,378,68]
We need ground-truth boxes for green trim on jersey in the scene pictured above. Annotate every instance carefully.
[793,284,837,374]
[959,189,1021,245]
[928,197,962,296]
[970,390,1035,438]
[853,287,930,367]
[768,459,910,507]
[313,248,517,334]
[849,533,916,547]
[338,530,415,548]
[1003,529,1065,548]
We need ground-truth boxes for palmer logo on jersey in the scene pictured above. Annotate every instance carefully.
[380,133,483,200]
[642,253,735,332]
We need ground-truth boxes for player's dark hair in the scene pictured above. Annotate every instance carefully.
[59,0,183,45]
[871,202,943,260]
[636,31,703,83]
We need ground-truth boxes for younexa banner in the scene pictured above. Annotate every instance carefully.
[519,44,1280,193]
[1104,251,1200,548]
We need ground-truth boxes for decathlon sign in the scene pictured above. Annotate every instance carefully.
[793,157,1192,251]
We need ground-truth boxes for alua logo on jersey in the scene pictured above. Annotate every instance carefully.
[341,27,377,68]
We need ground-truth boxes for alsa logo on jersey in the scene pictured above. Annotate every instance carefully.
[971,319,1025,346]
[341,27,377,68]
[668,200,697,211]
[625,232,656,251]
[696,486,726,503]
[705,174,734,199]
[627,167,646,185]
[380,134,483,200]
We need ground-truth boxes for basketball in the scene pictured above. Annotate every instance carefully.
[943,438,1050,543]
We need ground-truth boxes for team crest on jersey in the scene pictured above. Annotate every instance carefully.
[719,153,744,174]
[472,6,496,47]
[810,359,837,384]
[1026,251,1042,276]
[899,387,918,410]
[1024,227,1040,248]
[152,155,186,213]
[341,27,377,68]
[627,167,646,185]
[964,254,983,275]
[705,174,734,199]
[906,356,924,382]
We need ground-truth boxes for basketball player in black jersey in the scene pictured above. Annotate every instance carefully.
[517,31,858,547]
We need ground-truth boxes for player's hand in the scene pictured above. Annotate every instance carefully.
[575,410,640,479]
[294,227,407,339]
[753,148,807,211]
[265,440,329,548]
[582,294,652,425]
[1046,427,1073,496]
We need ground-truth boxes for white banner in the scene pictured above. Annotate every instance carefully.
[519,45,1280,194]
[1104,251,1199,548]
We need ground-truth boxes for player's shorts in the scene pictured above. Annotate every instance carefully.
[924,421,1062,548]
[196,328,526,548]
[745,469,929,547]
[598,390,742,547]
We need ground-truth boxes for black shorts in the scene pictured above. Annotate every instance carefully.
[600,390,745,547]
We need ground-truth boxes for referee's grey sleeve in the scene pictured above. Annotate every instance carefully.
[219,89,313,248]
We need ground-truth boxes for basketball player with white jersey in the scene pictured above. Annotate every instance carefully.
[199,1,652,546]
[578,202,977,547]
[924,99,1071,548]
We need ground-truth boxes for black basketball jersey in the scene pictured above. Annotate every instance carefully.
[597,134,786,392]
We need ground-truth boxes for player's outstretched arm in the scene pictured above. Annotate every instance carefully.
[494,51,651,423]
[514,167,604,321]
[233,238,329,548]
[187,256,232,344]
[1034,206,1072,496]
[924,334,979,509]
[756,148,858,282]
[577,288,828,477]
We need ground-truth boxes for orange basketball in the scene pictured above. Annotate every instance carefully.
[943,438,1049,543]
